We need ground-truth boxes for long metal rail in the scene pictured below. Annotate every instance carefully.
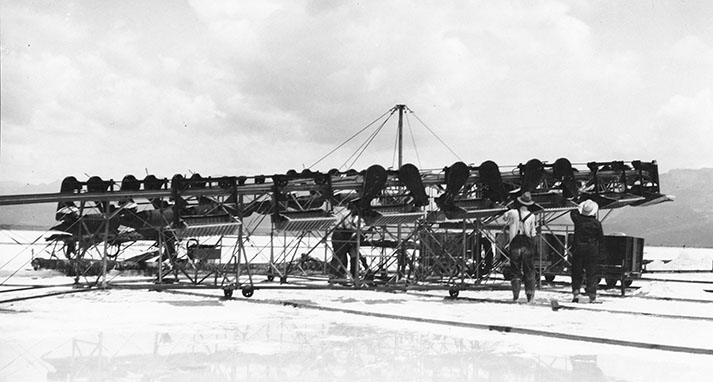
[0,155,671,299]
[167,289,713,356]
[0,163,660,206]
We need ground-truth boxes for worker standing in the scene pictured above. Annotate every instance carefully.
[504,192,537,303]
[570,199,603,303]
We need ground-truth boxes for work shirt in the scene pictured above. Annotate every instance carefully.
[570,210,603,245]
[504,207,536,244]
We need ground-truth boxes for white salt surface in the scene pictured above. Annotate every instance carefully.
[2,280,713,382]
[644,246,713,271]
[2,230,713,381]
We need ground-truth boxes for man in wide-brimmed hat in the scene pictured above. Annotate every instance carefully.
[503,191,538,303]
[570,199,603,303]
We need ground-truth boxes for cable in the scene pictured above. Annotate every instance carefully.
[311,105,460,171]
[308,107,396,169]
[350,110,395,169]
[407,107,462,162]
[391,122,399,169]
[0,231,56,285]
[340,109,394,170]
[404,112,423,168]
[345,113,393,170]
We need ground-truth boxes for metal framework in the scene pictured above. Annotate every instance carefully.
[0,160,670,298]
[0,106,672,298]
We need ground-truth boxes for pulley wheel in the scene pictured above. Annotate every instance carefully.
[241,286,255,298]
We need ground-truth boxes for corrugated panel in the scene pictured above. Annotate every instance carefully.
[369,204,414,213]
[365,211,424,226]
[461,207,508,219]
[274,210,337,232]
[275,217,336,232]
[175,222,242,238]
[182,215,234,225]
[539,206,577,213]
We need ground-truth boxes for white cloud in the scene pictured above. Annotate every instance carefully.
[1,0,712,184]
[651,89,713,170]
[672,35,713,65]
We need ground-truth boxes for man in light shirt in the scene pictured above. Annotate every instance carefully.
[503,192,537,303]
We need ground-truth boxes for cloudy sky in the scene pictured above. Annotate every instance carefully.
[1,0,712,184]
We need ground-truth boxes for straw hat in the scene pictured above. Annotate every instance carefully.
[516,192,534,206]
[578,199,599,216]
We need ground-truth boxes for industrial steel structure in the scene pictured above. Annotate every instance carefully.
[0,105,671,298]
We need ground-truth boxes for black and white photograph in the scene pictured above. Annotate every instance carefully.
[1,1,713,381]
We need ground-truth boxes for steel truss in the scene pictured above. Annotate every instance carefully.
[0,155,670,298]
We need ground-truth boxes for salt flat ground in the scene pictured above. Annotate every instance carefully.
[2,274,713,382]
[2,230,713,382]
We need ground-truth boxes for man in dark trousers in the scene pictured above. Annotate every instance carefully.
[329,220,369,280]
[570,199,603,303]
[329,224,354,279]
[504,192,537,303]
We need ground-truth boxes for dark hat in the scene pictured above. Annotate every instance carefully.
[517,191,534,206]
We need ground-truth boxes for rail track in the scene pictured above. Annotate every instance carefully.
[3,274,712,356]
[407,291,713,322]
[162,289,713,356]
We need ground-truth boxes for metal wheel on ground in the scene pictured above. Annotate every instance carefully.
[448,286,460,298]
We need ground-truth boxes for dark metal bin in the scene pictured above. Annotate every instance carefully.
[600,235,645,293]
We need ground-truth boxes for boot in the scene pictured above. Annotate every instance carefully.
[526,293,534,303]
[510,278,521,302]
[588,294,596,303]
[572,291,580,303]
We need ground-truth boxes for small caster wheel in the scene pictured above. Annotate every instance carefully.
[279,276,287,284]
[241,286,255,298]
[223,288,233,298]
[267,274,275,282]
[605,278,617,289]
[448,286,460,298]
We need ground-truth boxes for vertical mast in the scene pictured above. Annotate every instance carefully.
[396,104,405,168]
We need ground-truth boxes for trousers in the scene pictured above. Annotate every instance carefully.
[509,242,536,295]
[571,243,599,297]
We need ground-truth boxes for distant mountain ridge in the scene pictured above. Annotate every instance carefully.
[1,169,711,247]
[0,181,60,230]
[603,168,713,247]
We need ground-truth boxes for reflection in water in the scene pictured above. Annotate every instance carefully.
[571,355,606,382]
[40,319,608,382]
